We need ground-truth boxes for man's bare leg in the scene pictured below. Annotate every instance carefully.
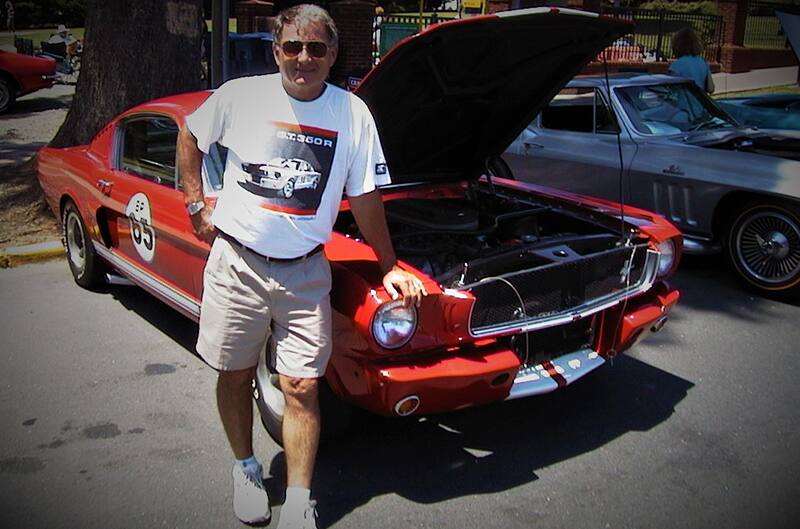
[217,367,256,459]
[280,375,320,488]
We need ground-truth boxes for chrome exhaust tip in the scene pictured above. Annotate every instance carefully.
[651,315,668,333]
[105,273,134,286]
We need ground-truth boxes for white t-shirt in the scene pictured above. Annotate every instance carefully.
[186,74,391,258]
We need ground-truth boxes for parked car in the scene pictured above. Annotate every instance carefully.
[0,49,57,112]
[714,7,800,138]
[38,8,682,443]
[716,94,800,138]
[503,73,800,297]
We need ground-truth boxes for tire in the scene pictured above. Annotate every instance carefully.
[0,78,15,113]
[486,156,514,180]
[727,201,800,297]
[281,178,295,199]
[62,201,105,289]
[253,365,353,447]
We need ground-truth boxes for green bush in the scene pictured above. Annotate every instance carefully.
[637,1,719,16]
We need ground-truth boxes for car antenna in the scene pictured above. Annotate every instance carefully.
[602,46,630,247]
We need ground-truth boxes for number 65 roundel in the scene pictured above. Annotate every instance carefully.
[125,192,156,263]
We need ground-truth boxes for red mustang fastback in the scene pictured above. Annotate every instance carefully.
[38,8,681,442]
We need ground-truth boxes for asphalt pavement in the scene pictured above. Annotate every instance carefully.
[1,256,799,529]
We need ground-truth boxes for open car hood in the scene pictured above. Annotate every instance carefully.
[356,8,632,184]
[776,9,800,64]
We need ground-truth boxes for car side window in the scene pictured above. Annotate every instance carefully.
[540,87,619,134]
[201,143,228,192]
[119,117,178,188]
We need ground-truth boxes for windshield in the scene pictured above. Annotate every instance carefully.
[616,82,737,135]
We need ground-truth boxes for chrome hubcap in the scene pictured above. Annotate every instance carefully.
[65,212,86,271]
[736,211,800,284]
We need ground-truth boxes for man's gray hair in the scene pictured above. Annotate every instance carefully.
[274,4,339,48]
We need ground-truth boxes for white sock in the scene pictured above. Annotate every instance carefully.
[236,455,262,482]
[284,487,311,509]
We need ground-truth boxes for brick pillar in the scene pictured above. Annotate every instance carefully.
[234,0,275,33]
[486,1,511,14]
[581,0,602,13]
[718,0,750,72]
[328,0,376,87]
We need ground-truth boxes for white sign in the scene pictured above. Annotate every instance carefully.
[125,192,156,262]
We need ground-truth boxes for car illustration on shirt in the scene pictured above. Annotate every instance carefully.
[241,157,321,198]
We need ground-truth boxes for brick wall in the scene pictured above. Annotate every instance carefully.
[328,0,376,86]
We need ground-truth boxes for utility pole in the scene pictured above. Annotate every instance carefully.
[211,0,230,87]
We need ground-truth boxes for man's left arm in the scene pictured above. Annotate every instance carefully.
[348,190,427,307]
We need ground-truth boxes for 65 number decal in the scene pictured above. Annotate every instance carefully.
[125,192,156,262]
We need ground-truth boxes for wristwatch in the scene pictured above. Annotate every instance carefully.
[186,200,205,216]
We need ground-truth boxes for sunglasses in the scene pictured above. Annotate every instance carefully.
[279,40,329,59]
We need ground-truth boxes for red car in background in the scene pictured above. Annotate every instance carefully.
[0,49,57,112]
[37,9,682,443]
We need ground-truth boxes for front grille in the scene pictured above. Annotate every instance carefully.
[467,244,656,336]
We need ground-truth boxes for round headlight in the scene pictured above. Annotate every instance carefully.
[656,239,676,277]
[372,300,417,349]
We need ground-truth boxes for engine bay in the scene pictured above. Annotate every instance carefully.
[336,186,640,288]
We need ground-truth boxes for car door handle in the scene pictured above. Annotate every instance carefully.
[524,142,544,149]
[96,179,113,195]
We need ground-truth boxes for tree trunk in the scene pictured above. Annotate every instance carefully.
[50,0,205,148]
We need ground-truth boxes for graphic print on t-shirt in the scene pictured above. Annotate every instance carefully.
[238,122,337,216]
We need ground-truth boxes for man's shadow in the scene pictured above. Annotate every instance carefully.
[265,355,692,528]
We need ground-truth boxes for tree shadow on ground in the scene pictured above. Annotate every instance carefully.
[4,89,73,117]
[265,355,692,528]
[0,142,45,168]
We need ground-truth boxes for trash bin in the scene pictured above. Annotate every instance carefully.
[229,32,278,78]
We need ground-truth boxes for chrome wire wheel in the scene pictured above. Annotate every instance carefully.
[730,203,800,293]
[65,209,86,273]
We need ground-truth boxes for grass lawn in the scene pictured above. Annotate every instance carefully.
[0,27,85,50]
[744,16,790,50]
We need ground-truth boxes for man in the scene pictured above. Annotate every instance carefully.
[5,1,13,33]
[48,24,76,45]
[177,5,425,528]
[47,24,79,58]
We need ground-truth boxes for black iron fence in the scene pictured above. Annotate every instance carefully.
[372,9,724,64]
[745,1,799,49]
[599,8,724,63]
[372,13,452,63]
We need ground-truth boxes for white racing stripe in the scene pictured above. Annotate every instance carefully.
[506,348,606,400]
[94,243,201,319]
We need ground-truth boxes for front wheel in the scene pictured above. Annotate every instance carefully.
[62,201,105,289]
[0,78,15,113]
[727,201,800,297]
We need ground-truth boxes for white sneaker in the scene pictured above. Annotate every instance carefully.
[231,463,271,524]
[276,499,318,529]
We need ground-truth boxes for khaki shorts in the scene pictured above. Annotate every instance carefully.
[196,237,332,377]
